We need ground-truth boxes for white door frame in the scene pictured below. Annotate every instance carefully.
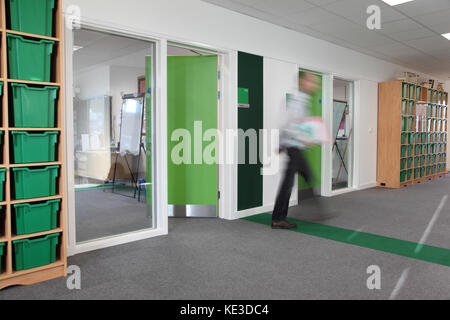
[166,41,229,219]
[321,74,358,197]
[64,18,168,256]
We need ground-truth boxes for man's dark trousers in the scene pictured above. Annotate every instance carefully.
[272,147,313,222]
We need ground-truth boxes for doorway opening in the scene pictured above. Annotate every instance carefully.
[72,28,156,243]
[332,78,354,191]
[297,69,324,200]
[167,44,221,218]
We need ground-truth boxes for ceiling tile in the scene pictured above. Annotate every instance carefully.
[201,0,450,78]
[370,42,418,56]
[405,36,450,53]
[421,20,450,35]
[323,0,406,26]
[228,0,260,6]
[251,0,315,17]
[284,7,341,27]
[378,19,423,35]
[391,0,450,17]
[414,9,450,26]
[305,0,344,6]
[388,28,436,42]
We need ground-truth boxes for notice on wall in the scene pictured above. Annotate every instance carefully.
[238,87,250,108]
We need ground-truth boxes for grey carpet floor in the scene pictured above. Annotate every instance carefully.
[0,177,449,300]
[75,189,152,242]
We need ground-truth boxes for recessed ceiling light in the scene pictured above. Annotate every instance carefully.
[442,33,450,40]
[382,0,414,6]
[73,45,83,52]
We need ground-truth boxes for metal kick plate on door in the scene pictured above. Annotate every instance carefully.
[168,205,217,218]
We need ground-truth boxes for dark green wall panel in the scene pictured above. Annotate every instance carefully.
[238,52,263,211]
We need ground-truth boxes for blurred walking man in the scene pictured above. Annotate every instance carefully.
[272,72,326,229]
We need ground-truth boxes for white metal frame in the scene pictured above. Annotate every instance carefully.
[321,74,358,197]
[166,41,228,219]
[65,19,168,256]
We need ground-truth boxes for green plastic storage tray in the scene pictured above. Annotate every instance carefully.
[408,116,414,131]
[8,0,56,37]
[14,199,60,235]
[401,133,407,144]
[0,131,3,160]
[401,146,407,157]
[402,83,408,98]
[11,83,58,128]
[414,145,420,156]
[400,171,406,183]
[0,169,6,202]
[407,145,413,156]
[13,165,59,200]
[407,157,413,169]
[408,101,414,115]
[7,33,54,82]
[400,159,406,170]
[0,241,5,274]
[406,169,412,180]
[12,131,58,164]
[409,84,415,99]
[13,232,59,271]
[416,87,422,101]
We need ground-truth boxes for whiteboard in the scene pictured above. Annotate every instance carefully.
[119,95,144,156]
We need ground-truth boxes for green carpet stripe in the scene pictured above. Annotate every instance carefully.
[243,213,450,267]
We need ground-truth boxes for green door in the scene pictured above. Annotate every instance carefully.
[299,73,322,191]
[167,55,218,215]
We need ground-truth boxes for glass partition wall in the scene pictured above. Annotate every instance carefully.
[72,28,155,242]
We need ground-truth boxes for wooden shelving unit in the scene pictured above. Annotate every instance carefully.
[0,0,66,289]
[378,81,448,188]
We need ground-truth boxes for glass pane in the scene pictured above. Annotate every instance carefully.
[332,79,353,191]
[73,29,155,243]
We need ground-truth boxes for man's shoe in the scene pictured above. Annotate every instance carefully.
[271,220,297,229]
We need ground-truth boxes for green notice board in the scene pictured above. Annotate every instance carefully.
[167,55,218,205]
[238,52,263,211]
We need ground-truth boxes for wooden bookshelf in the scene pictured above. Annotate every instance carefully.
[378,81,448,188]
[0,0,66,289]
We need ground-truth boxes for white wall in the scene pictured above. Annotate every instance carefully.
[354,80,378,189]
[110,65,145,144]
[333,85,348,102]
[63,0,447,219]
[262,58,298,207]
[74,65,110,99]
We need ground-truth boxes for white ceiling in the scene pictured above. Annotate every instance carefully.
[202,0,450,80]
[74,30,204,72]
[74,29,153,71]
